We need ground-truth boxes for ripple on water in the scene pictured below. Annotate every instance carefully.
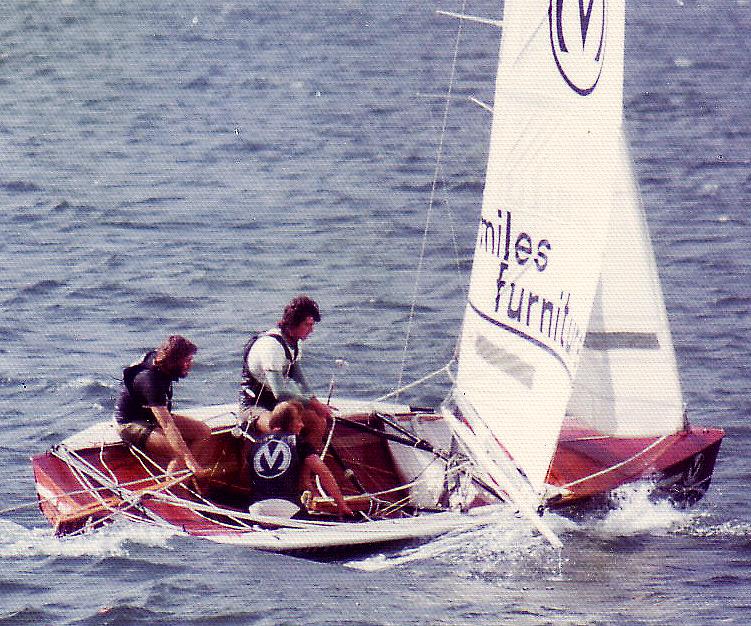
[0,1,748,623]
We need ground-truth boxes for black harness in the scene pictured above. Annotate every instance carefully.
[123,351,156,393]
[239,332,299,410]
[117,351,172,423]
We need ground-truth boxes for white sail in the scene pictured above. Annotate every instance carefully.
[566,138,685,435]
[453,0,630,491]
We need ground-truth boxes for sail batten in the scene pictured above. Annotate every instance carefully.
[584,332,660,351]
[436,10,503,28]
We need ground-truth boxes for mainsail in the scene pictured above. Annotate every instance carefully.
[453,0,632,491]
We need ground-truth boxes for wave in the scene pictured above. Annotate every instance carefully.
[346,506,567,576]
[137,293,205,311]
[346,484,716,575]
[0,519,177,560]
[0,607,56,625]
[0,180,40,193]
[680,518,751,539]
[17,279,65,296]
[58,376,118,393]
[0,369,50,393]
[575,484,694,538]
[217,138,272,155]
[181,75,212,91]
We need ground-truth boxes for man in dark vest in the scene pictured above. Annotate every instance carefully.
[239,295,332,451]
[248,401,352,519]
[115,335,211,478]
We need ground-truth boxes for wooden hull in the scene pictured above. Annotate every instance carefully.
[546,421,724,507]
[31,404,724,550]
[31,408,484,550]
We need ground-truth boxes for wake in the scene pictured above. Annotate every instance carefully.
[345,483,730,573]
[346,506,568,574]
[0,518,176,560]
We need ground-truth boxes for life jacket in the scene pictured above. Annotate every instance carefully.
[116,351,172,423]
[123,351,155,391]
[248,433,303,504]
[239,331,299,410]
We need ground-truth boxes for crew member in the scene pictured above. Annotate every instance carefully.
[248,401,352,519]
[239,295,332,451]
[115,335,210,478]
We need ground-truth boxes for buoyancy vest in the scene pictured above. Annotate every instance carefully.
[123,351,155,392]
[116,351,173,423]
[248,433,303,504]
[239,331,299,410]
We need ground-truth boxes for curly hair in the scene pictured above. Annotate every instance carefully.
[278,295,321,334]
[153,335,197,376]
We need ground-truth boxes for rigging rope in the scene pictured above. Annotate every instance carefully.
[314,416,338,499]
[0,468,191,516]
[375,362,453,402]
[395,0,469,400]
[126,444,254,529]
[31,411,489,532]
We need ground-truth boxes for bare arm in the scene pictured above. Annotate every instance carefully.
[292,363,337,417]
[304,455,353,518]
[288,362,312,396]
[150,406,202,474]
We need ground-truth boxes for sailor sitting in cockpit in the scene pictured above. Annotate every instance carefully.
[246,401,352,520]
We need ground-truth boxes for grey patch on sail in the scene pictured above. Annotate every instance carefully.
[475,335,534,388]
[584,332,660,351]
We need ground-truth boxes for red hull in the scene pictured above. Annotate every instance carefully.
[31,412,724,538]
[31,418,411,537]
[546,420,724,506]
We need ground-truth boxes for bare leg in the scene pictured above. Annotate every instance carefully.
[144,414,212,474]
[301,406,328,453]
[171,414,212,460]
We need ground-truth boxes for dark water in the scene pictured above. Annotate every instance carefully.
[1,0,750,624]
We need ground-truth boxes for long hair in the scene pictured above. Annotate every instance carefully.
[278,295,321,334]
[153,335,197,376]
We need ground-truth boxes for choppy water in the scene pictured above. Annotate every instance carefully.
[1,0,750,624]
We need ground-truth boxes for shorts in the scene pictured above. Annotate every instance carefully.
[116,420,157,449]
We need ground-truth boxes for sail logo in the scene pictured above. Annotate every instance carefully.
[549,0,607,95]
[253,440,293,478]
[473,208,587,374]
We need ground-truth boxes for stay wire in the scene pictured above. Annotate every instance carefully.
[396,0,468,400]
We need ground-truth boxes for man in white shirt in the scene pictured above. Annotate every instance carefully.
[239,295,332,451]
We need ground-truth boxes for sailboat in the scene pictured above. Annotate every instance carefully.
[32,0,723,551]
